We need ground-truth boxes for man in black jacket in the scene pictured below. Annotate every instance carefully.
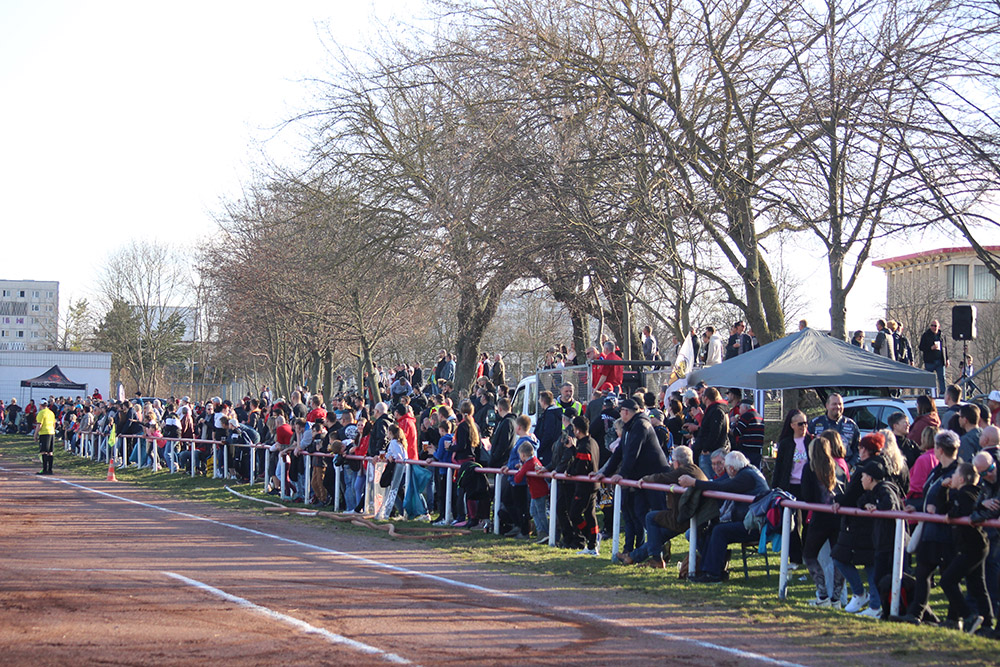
[695,387,730,475]
[918,319,949,394]
[593,399,669,554]
[489,398,517,469]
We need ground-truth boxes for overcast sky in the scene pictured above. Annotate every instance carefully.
[0,0,993,335]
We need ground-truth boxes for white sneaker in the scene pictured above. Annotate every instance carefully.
[808,597,832,608]
[432,519,448,526]
[577,548,600,557]
[844,593,870,613]
[858,607,881,619]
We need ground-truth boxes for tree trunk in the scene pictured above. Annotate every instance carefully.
[828,251,848,340]
[568,305,589,364]
[360,336,382,405]
[453,279,510,394]
[322,348,333,400]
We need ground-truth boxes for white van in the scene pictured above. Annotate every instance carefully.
[510,374,538,427]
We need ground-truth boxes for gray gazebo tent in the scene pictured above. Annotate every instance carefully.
[688,328,937,391]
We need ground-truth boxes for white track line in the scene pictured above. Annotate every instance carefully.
[163,571,412,665]
[2,467,806,667]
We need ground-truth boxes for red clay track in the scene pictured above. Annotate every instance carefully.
[0,462,826,666]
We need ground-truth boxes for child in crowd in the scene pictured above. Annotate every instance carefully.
[568,416,600,556]
[512,432,549,543]
[500,415,538,538]
[432,420,455,526]
[941,463,992,634]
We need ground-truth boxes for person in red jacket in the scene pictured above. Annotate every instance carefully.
[593,341,624,391]
[394,403,419,460]
[305,395,327,424]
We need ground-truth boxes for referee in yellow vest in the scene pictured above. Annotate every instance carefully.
[34,399,56,475]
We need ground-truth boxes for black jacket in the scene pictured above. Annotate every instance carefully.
[370,414,394,456]
[694,401,729,459]
[488,412,517,468]
[601,412,669,480]
[771,434,812,492]
[535,405,564,467]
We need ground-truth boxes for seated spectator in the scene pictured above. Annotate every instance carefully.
[618,446,707,568]
[679,451,769,583]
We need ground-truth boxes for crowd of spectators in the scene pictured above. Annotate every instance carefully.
[5,331,1000,639]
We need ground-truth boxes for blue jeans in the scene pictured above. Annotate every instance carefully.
[630,510,680,563]
[701,521,754,576]
[925,360,946,394]
[343,467,359,511]
[834,559,880,609]
[530,496,549,537]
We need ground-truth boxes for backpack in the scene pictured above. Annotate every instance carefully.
[457,460,489,499]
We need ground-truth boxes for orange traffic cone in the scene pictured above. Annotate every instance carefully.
[107,456,117,482]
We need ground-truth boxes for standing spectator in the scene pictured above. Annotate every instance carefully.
[908,395,941,444]
[809,394,861,466]
[918,319,949,394]
[887,411,920,469]
[693,387,729,476]
[641,325,659,361]
[369,402,394,457]
[730,398,765,467]
[568,416,601,556]
[534,391,563,467]
[594,399,669,556]
[489,398,517,469]
[593,341,623,392]
[939,463,992,634]
[892,322,914,366]
[800,434,847,608]
[987,390,1000,427]
[971,451,1000,623]
[702,327,724,366]
[873,319,895,360]
[958,404,983,463]
[851,330,865,348]
[491,353,506,388]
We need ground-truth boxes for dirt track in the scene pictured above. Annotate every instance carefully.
[0,462,831,666]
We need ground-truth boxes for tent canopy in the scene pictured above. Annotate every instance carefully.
[688,328,936,391]
[20,365,87,391]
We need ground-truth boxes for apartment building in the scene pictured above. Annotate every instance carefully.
[0,280,59,351]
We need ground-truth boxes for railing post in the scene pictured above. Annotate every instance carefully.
[493,471,502,535]
[890,518,906,616]
[264,449,271,486]
[688,517,698,576]
[444,467,453,523]
[223,444,230,479]
[548,475,558,547]
[364,460,373,514]
[212,444,219,478]
[404,461,412,517]
[334,462,342,512]
[190,442,196,477]
[152,439,159,472]
[778,505,792,600]
[279,454,288,499]
[249,445,255,486]
[122,437,128,469]
[612,484,622,558]
[304,454,312,505]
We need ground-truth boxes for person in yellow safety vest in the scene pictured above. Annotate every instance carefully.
[557,382,584,418]
[34,399,57,475]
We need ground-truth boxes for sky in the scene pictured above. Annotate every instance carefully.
[0,0,994,336]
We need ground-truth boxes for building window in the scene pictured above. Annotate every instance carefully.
[0,331,5,337]
[30,305,39,312]
[948,264,969,299]
[16,330,24,338]
[32,290,39,298]
[47,291,53,298]
[974,265,996,301]
[18,290,25,298]
[46,305,53,312]
[1,290,8,297]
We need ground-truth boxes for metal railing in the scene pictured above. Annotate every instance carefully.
[65,429,1000,616]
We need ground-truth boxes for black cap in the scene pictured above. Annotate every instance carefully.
[648,408,664,419]
[862,459,887,481]
[562,405,579,418]
[619,398,640,411]
[603,395,618,406]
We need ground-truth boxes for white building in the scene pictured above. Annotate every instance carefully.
[0,350,111,403]
[0,279,59,351]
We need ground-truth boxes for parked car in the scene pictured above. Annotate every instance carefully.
[841,395,946,435]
